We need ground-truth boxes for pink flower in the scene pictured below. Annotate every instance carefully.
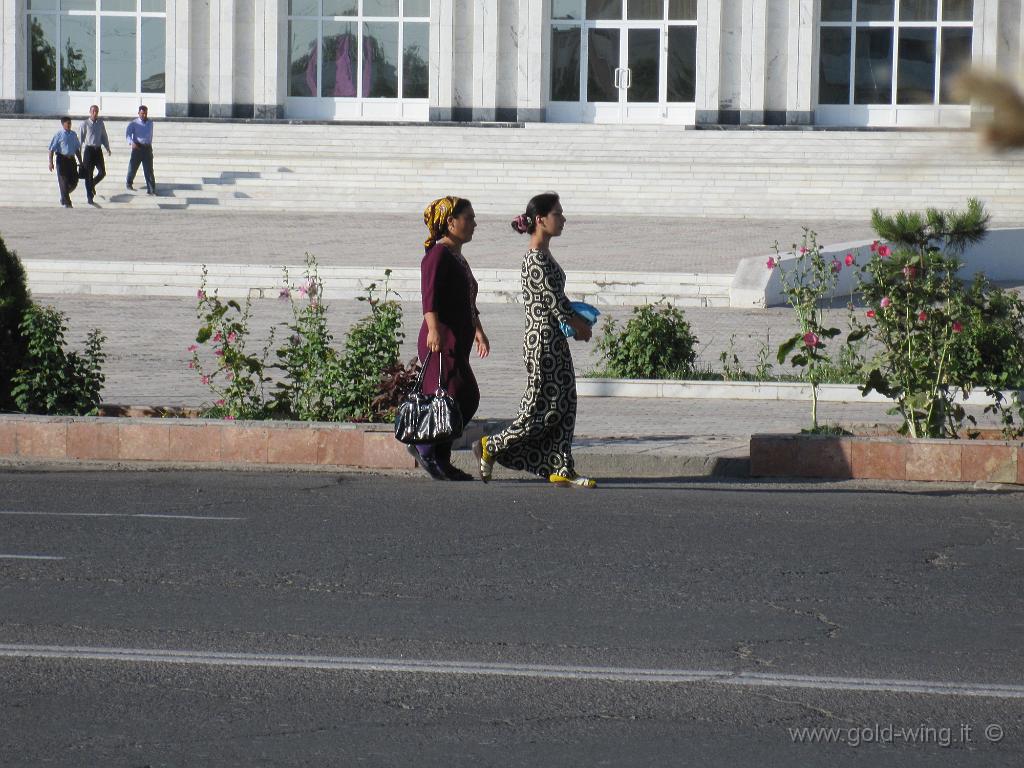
[187,344,198,352]
[903,265,917,280]
[226,372,234,381]
[227,332,238,343]
[200,375,211,385]
[878,244,891,258]
[880,296,892,309]
[187,360,195,369]
[844,253,856,267]
[213,332,222,342]
[278,287,291,301]
[802,332,820,349]
[298,285,308,297]
[214,348,224,357]
[197,289,207,300]
[831,259,842,274]
[766,257,777,270]
[870,241,879,253]
[952,321,964,334]
[310,299,319,309]
[223,414,236,421]
[866,309,876,319]
[799,247,808,255]
[215,399,226,406]
[918,311,928,322]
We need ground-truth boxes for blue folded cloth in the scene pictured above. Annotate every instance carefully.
[560,301,601,338]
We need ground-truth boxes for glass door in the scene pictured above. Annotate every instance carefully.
[549,0,697,124]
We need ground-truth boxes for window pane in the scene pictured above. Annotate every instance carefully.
[627,0,661,20]
[668,0,696,19]
[100,15,135,91]
[27,1,59,9]
[897,27,934,103]
[364,0,399,15]
[898,0,936,20]
[28,14,57,90]
[552,0,582,19]
[586,0,622,20]
[551,25,581,100]
[819,27,851,103]
[403,0,429,16]
[141,16,164,92]
[61,14,96,91]
[364,21,398,97]
[141,0,165,10]
[587,27,619,101]
[854,27,892,103]
[62,0,95,10]
[325,0,357,14]
[288,20,318,96]
[402,21,428,97]
[323,21,357,96]
[942,0,972,21]
[821,0,851,21]
[940,27,971,103]
[857,0,894,21]
[102,0,137,11]
[289,0,318,15]
[626,28,659,102]
[666,25,695,101]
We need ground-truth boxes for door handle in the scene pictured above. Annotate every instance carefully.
[613,67,622,89]
[622,68,632,89]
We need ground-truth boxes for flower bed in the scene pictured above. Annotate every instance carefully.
[751,432,1024,484]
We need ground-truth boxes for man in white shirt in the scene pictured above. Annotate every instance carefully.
[78,104,111,205]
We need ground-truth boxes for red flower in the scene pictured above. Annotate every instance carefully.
[952,321,964,334]
[866,309,876,319]
[802,332,821,348]
[844,253,856,267]
[878,244,891,258]
[918,311,928,322]
[766,257,777,270]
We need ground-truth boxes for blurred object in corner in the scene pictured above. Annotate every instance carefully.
[952,70,1024,150]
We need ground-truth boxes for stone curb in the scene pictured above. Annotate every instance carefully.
[750,433,1024,484]
[579,379,1016,404]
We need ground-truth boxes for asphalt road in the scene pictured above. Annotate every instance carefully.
[1,469,1022,766]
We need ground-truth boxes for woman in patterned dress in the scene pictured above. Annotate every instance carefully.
[409,196,491,481]
[473,192,597,488]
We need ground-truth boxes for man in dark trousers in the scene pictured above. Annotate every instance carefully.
[78,104,111,205]
[47,116,83,208]
[125,104,156,195]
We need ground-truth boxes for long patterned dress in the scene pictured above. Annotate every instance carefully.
[485,248,579,479]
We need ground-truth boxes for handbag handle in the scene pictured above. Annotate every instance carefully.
[415,350,445,394]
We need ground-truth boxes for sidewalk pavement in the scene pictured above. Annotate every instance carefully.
[1,207,1007,478]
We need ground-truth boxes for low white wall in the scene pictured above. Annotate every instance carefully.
[730,228,1024,308]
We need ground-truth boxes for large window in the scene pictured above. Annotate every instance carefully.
[27,0,166,95]
[287,0,429,100]
[819,0,973,107]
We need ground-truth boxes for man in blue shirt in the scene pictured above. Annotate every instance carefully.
[125,104,156,195]
[47,116,83,208]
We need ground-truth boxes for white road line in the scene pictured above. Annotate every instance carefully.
[0,644,1021,699]
[0,555,65,561]
[0,511,243,521]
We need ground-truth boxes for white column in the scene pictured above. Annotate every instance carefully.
[976,0,999,69]
[208,0,236,117]
[696,0,723,124]
[165,0,191,116]
[471,0,498,120]
[430,0,455,120]
[253,0,283,118]
[515,0,545,122]
[0,0,22,113]
[784,0,814,124]
[739,0,767,123]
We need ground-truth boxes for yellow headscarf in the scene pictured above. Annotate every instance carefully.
[423,196,462,250]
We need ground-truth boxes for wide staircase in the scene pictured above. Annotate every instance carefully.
[6,117,1024,220]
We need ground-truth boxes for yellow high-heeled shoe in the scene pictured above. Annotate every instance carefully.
[473,436,494,483]
[548,472,597,489]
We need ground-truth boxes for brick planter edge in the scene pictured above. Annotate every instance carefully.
[751,433,1024,484]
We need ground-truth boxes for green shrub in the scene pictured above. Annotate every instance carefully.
[11,304,105,415]
[595,302,698,379]
[0,234,32,411]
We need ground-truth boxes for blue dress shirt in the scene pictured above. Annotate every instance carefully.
[126,118,154,145]
[48,129,81,157]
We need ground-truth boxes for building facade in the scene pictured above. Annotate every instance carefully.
[0,1,1016,127]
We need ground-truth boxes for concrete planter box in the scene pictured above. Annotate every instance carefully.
[751,433,1024,484]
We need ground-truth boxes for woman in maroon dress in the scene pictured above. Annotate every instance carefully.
[410,196,490,480]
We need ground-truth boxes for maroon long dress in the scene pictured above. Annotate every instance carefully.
[416,242,480,464]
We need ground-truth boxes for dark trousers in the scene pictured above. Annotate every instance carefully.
[127,144,155,191]
[82,146,106,200]
[55,154,78,206]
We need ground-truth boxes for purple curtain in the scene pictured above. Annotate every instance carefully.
[335,34,356,97]
[362,36,373,97]
[304,41,318,96]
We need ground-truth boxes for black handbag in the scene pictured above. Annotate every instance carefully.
[394,351,464,445]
